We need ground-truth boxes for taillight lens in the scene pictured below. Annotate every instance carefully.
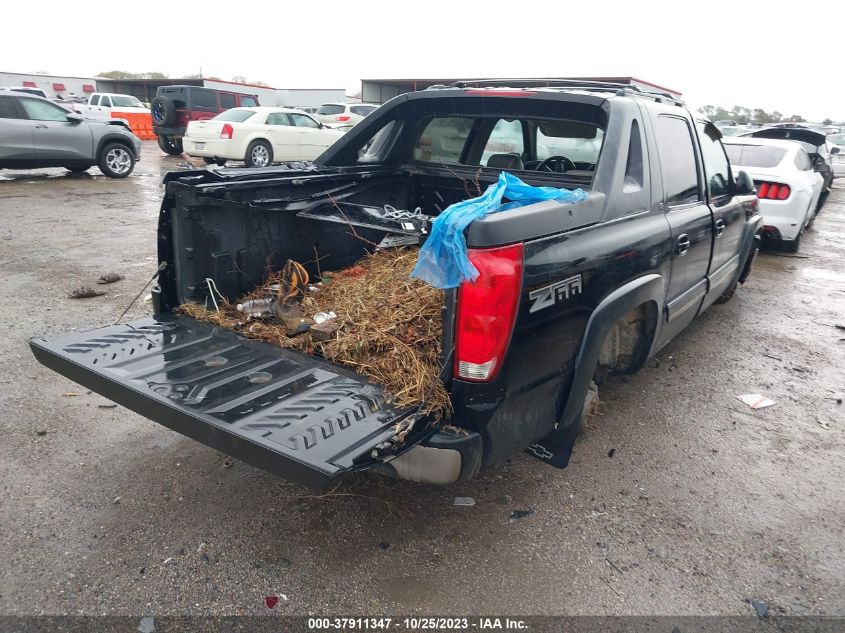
[220,123,233,139]
[455,244,524,382]
[755,181,790,200]
[336,115,351,122]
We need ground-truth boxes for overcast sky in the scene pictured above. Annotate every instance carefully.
[5,0,844,121]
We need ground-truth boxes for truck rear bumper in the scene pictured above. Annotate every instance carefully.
[30,316,425,491]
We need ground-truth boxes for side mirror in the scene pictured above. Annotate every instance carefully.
[66,112,84,124]
[735,170,756,195]
[831,146,840,155]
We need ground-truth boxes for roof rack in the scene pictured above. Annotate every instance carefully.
[445,78,685,106]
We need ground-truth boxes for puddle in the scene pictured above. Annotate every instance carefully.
[797,267,845,284]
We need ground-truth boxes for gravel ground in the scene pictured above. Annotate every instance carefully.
[0,142,842,616]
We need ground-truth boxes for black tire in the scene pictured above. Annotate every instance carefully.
[244,140,273,168]
[576,380,600,438]
[715,281,737,304]
[157,135,183,156]
[98,142,135,178]
[202,157,216,165]
[816,190,829,212]
[150,96,176,126]
[65,165,92,174]
[784,234,801,253]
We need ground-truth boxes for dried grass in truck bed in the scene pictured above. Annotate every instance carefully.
[179,248,450,417]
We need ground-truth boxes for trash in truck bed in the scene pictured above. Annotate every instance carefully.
[180,247,450,416]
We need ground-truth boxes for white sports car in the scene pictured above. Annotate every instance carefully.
[183,107,345,168]
[723,137,824,252]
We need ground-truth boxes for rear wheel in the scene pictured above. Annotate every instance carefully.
[715,281,737,304]
[202,157,216,165]
[157,135,183,156]
[784,233,801,253]
[244,140,272,168]
[98,143,135,178]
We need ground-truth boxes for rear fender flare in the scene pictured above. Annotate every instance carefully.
[737,214,763,285]
[557,273,664,431]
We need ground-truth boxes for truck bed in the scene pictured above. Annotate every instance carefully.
[30,316,413,490]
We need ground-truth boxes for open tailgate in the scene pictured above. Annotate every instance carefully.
[30,316,414,491]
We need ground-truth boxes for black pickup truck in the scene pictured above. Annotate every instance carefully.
[31,81,762,491]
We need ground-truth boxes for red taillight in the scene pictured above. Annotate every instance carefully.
[755,181,790,200]
[454,244,524,382]
[336,115,350,122]
[220,123,233,139]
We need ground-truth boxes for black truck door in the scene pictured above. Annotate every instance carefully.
[695,120,746,305]
[652,114,714,345]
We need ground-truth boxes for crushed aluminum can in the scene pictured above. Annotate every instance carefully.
[313,311,337,325]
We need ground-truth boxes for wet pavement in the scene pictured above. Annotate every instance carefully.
[0,143,842,616]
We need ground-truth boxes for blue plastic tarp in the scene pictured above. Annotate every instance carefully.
[410,171,588,289]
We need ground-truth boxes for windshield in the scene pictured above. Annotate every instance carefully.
[317,104,344,115]
[212,109,256,122]
[111,96,144,108]
[724,144,787,168]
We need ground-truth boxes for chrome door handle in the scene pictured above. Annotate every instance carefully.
[715,219,726,237]
[677,234,691,256]
[34,124,48,129]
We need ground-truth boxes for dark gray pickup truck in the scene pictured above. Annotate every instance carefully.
[31,80,762,491]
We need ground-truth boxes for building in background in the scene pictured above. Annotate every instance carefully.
[0,71,99,100]
[0,71,347,107]
[361,76,683,104]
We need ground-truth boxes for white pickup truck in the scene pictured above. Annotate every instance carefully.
[72,92,151,121]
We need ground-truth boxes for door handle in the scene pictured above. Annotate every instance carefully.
[34,124,48,129]
[676,234,691,256]
[715,219,726,237]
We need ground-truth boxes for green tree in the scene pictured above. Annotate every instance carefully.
[97,70,169,79]
[822,118,833,125]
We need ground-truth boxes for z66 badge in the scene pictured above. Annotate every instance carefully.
[528,274,583,313]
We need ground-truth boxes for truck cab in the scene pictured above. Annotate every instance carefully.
[77,93,150,121]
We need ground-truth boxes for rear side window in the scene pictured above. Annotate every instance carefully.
[220,93,236,109]
[350,105,376,116]
[317,104,344,115]
[414,116,473,164]
[794,150,812,171]
[656,116,701,205]
[724,144,787,168]
[0,96,19,119]
[90,95,100,106]
[192,89,216,109]
[696,122,732,198]
[240,96,258,107]
[290,113,319,129]
[212,109,256,123]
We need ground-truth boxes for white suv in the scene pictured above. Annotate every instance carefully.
[314,102,378,127]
